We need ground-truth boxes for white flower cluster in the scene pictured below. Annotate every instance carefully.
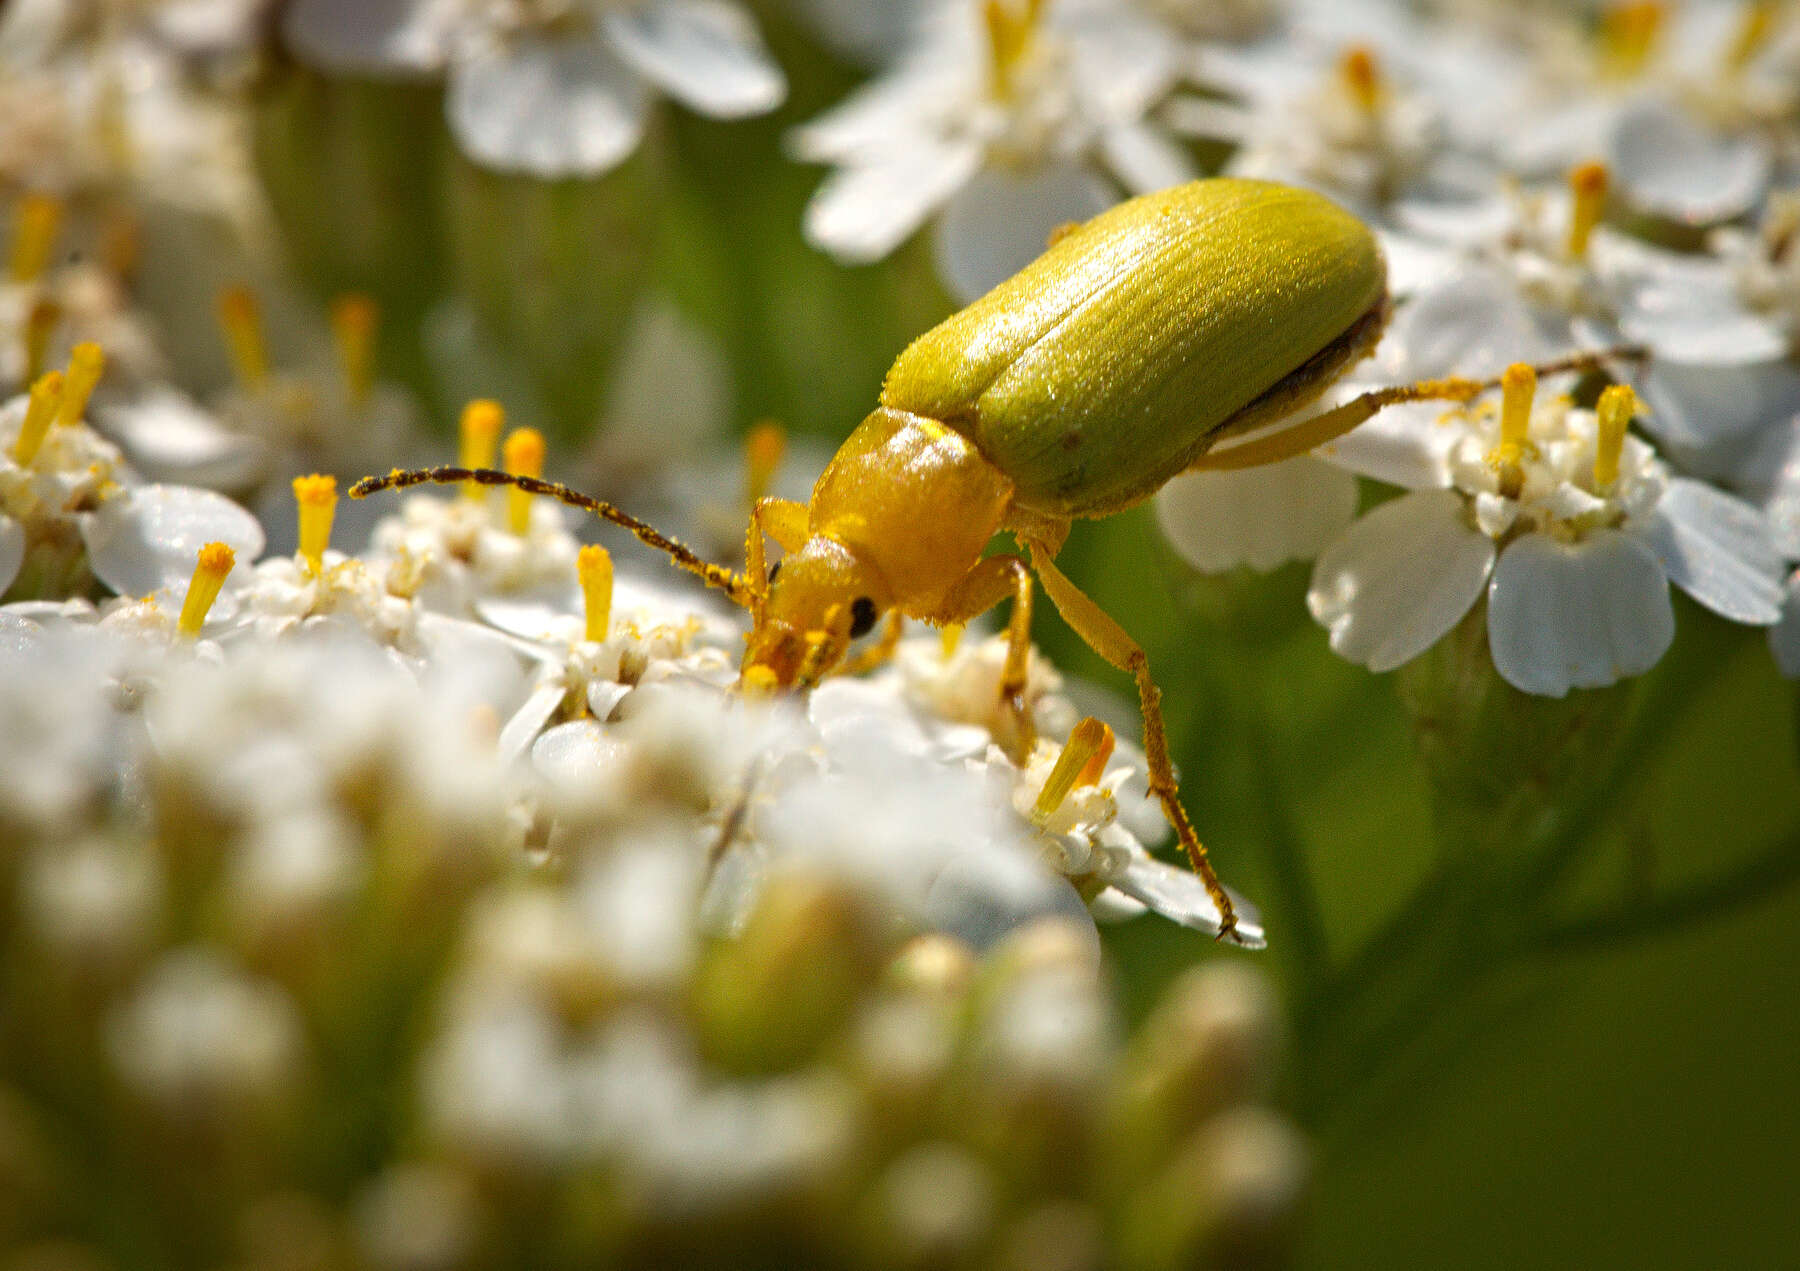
[0,562,1296,1269]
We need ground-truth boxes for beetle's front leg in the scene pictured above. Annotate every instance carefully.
[744,497,809,621]
[1023,540,1244,945]
[919,553,1036,759]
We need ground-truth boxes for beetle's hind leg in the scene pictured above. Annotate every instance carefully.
[1023,541,1245,945]
[1189,346,1649,472]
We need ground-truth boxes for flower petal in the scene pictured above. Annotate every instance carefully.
[281,0,457,72]
[1608,97,1770,226]
[1633,478,1783,624]
[447,34,650,177]
[1639,359,1800,449]
[95,389,269,492]
[803,140,982,263]
[0,514,24,595]
[602,0,784,118]
[1767,573,1800,679]
[1308,489,1495,673]
[1156,457,1358,574]
[930,162,1116,303]
[1106,854,1266,948]
[81,485,265,599]
[499,680,570,764]
[1486,530,1674,697]
[1603,244,1788,365]
[1380,266,1555,379]
[1098,121,1196,196]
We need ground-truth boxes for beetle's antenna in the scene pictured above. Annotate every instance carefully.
[350,466,754,608]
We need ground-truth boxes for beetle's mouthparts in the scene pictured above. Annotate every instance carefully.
[740,621,807,690]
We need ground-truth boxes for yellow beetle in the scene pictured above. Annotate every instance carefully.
[355,178,1628,944]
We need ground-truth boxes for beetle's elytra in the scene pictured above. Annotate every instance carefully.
[356,177,1622,946]
[883,178,1388,516]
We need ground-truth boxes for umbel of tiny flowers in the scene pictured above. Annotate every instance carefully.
[1306,376,1784,696]
[281,0,786,178]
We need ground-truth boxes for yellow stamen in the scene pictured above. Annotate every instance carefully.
[178,542,236,637]
[1487,363,1537,499]
[100,209,140,281]
[741,664,778,696]
[1725,1,1776,72]
[1034,716,1113,821]
[578,544,613,643]
[1075,720,1116,788]
[744,419,786,510]
[216,285,268,391]
[1601,1,1665,77]
[293,474,337,575]
[983,0,1045,99]
[1567,161,1609,261]
[9,194,62,284]
[1594,385,1637,490]
[503,427,546,535]
[23,296,60,383]
[11,371,65,467]
[458,399,504,500]
[56,343,105,429]
[940,623,965,660]
[1339,45,1383,113]
[331,294,379,408]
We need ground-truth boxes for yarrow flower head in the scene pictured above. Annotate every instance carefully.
[1304,374,1784,696]
[792,0,1197,300]
[281,0,787,177]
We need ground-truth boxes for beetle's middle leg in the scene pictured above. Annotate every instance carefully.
[918,553,1037,758]
[1023,540,1244,945]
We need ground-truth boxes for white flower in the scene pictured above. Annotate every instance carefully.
[282,0,786,178]
[1306,379,1784,696]
[792,0,1194,300]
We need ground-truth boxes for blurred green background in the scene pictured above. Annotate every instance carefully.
[250,10,1800,1262]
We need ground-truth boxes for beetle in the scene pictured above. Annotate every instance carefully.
[353,178,1633,944]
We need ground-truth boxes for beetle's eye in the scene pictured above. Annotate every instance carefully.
[765,560,781,585]
[849,596,878,638]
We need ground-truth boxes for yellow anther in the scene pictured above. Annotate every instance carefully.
[1339,45,1383,113]
[56,343,105,429]
[178,542,236,637]
[9,193,62,284]
[578,544,613,643]
[23,296,59,383]
[1594,385,1637,490]
[983,0,1044,98]
[940,622,965,660]
[11,371,65,467]
[1601,1,1665,77]
[1034,716,1113,821]
[502,427,546,535]
[1567,161,1609,261]
[1725,1,1776,72]
[1487,362,1537,499]
[458,399,504,499]
[216,284,268,391]
[293,474,337,575]
[741,664,779,696]
[1075,719,1116,788]
[331,294,379,407]
[744,419,786,509]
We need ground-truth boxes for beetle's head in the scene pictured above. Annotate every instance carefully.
[741,534,888,690]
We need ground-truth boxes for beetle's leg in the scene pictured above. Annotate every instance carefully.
[840,611,906,676]
[1190,347,1648,472]
[745,496,809,621]
[919,553,1037,758]
[1023,540,1244,945]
